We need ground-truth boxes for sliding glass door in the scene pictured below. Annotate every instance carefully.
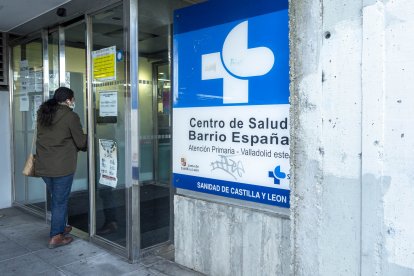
[64,21,90,234]
[91,3,128,247]
[11,37,46,214]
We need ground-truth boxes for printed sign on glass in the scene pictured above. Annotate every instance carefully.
[99,139,118,188]
[99,91,118,117]
[20,94,29,112]
[20,60,29,93]
[92,46,116,82]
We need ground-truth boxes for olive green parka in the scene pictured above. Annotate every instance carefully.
[35,105,87,177]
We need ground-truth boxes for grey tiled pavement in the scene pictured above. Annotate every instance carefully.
[0,207,203,276]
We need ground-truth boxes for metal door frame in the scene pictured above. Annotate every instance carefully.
[124,0,140,262]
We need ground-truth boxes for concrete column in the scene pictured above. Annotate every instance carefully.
[290,0,363,274]
[291,0,414,275]
[361,1,414,275]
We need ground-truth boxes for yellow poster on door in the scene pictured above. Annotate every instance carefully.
[92,46,116,81]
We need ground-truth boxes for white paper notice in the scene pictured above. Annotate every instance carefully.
[32,95,43,129]
[99,139,118,188]
[20,95,29,111]
[99,91,118,117]
[28,68,35,92]
[20,60,29,93]
[34,70,43,92]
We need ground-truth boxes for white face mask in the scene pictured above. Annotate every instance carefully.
[69,102,75,110]
[66,99,75,110]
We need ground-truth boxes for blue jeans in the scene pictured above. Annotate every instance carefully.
[42,174,74,237]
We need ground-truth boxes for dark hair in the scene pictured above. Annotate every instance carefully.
[37,87,74,127]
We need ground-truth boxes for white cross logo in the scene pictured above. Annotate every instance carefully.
[201,21,275,104]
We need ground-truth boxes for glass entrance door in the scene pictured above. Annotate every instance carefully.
[136,0,202,251]
[11,37,46,214]
[154,63,171,185]
[44,23,89,235]
[11,22,90,234]
[137,0,189,250]
[139,61,172,249]
[91,4,127,247]
[64,21,89,234]
[11,4,129,253]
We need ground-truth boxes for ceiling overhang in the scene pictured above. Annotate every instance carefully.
[0,0,71,33]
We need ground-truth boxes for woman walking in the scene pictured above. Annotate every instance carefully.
[35,87,87,248]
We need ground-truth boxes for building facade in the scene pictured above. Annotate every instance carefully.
[0,0,413,275]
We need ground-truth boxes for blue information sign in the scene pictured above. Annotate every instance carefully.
[173,0,290,208]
